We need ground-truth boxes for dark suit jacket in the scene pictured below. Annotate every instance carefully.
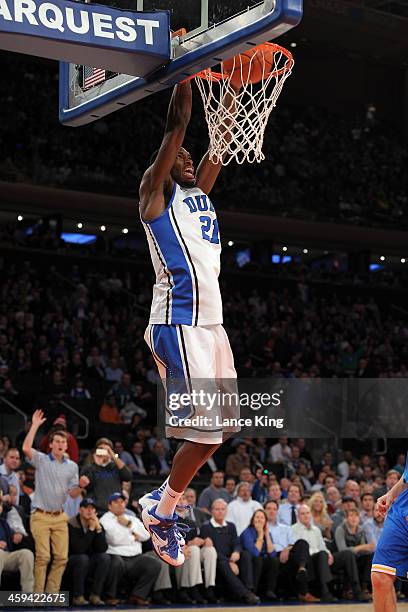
[190,507,210,529]
[68,515,108,555]
[200,520,242,560]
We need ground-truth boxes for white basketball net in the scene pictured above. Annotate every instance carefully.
[194,43,294,165]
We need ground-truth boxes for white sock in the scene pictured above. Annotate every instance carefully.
[156,483,183,518]
[157,478,169,495]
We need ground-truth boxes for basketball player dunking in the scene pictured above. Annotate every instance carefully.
[138,80,238,566]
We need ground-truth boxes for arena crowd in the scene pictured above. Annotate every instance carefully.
[0,247,406,604]
[0,425,405,604]
[1,54,407,229]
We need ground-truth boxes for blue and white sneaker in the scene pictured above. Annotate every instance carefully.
[142,504,189,567]
[138,489,161,511]
[138,490,189,545]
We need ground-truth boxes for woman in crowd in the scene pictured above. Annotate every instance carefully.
[240,509,280,601]
[308,492,333,540]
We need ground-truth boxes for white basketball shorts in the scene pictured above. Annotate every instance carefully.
[145,324,239,444]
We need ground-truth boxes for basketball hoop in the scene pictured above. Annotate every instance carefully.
[194,42,294,165]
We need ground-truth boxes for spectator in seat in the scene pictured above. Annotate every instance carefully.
[113,441,136,472]
[392,453,406,476]
[373,469,400,501]
[278,484,302,526]
[23,410,80,593]
[0,495,34,592]
[239,467,255,485]
[86,355,106,381]
[105,358,124,383]
[326,486,342,515]
[149,441,171,476]
[344,479,362,504]
[183,488,211,528]
[225,477,236,498]
[1,485,31,552]
[66,498,111,606]
[200,499,260,605]
[198,471,231,513]
[79,438,132,516]
[308,492,333,539]
[225,443,250,478]
[100,492,161,606]
[240,509,280,600]
[129,441,151,476]
[39,415,79,463]
[226,482,262,535]
[252,469,269,504]
[269,437,292,465]
[267,482,282,504]
[175,493,218,604]
[99,397,124,426]
[362,505,384,549]
[70,379,91,400]
[0,448,21,500]
[332,496,359,532]
[360,493,375,523]
[107,373,138,410]
[334,508,374,597]
[264,500,319,603]
[0,477,9,502]
[292,504,337,603]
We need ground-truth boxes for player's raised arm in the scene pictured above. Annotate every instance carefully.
[139,82,192,222]
[195,84,239,194]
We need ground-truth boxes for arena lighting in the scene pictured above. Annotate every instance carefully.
[17,215,24,221]
[77,222,83,229]
[380,255,385,261]
[100,225,106,232]
[401,258,406,264]
[122,228,129,234]
[303,248,308,254]
[228,240,234,246]
[290,42,297,47]
[282,246,288,251]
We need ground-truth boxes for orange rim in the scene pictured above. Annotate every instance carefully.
[194,42,294,83]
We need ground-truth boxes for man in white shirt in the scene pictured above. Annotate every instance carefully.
[278,484,302,526]
[269,437,292,465]
[226,482,262,535]
[0,448,21,500]
[264,500,317,603]
[100,493,161,605]
[292,504,337,603]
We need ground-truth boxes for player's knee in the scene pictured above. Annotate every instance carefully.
[372,571,395,593]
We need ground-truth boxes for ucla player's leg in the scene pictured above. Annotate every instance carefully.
[371,511,408,612]
[372,573,396,612]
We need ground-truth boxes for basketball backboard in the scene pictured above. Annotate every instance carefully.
[59,0,302,127]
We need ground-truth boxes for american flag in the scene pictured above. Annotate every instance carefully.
[82,66,106,90]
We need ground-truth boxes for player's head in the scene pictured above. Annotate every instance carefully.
[171,147,196,188]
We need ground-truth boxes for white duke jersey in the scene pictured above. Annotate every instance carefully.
[142,182,223,326]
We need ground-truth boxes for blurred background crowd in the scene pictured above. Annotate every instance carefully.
[1,53,407,229]
[0,246,406,604]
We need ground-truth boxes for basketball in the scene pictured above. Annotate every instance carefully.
[223,44,275,88]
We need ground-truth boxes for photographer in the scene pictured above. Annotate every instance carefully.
[79,438,132,515]
[252,469,270,504]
